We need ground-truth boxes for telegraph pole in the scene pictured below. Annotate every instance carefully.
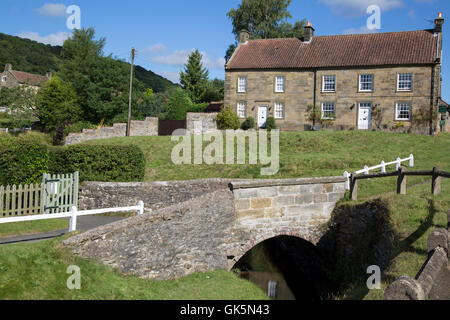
[127,47,135,137]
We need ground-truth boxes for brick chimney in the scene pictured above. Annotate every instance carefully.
[240,30,250,44]
[4,64,12,72]
[304,21,314,42]
[435,12,444,33]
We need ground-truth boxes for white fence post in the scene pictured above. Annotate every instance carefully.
[138,201,144,215]
[69,206,78,232]
[344,171,350,190]
[396,158,401,171]
[381,161,386,173]
[409,154,414,167]
[364,166,369,175]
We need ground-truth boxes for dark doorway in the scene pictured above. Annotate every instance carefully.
[158,119,186,136]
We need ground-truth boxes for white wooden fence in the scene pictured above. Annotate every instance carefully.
[0,201,145,232]
[344,154,415,190]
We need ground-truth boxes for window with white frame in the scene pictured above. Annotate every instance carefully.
[274,102,284,119]
[397,74,413,91]
[322,75,336,92]
[359,74,374,92]
[1,76,6,82]
[237,77,247,93]
[396,102,412,121]
[275,76,285,93]
[237,101,247,118]
[321,102,335,119]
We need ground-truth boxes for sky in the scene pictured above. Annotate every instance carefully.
[1,0,449,99]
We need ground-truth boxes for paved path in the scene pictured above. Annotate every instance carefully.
[0,216,125,245]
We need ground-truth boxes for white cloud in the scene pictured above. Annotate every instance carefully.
[318,0,404,17]
[156,70,180,83]
[143,43,168,54]
[342,26,378,35]
[36,3,68,18]
[150,49,225,70]
[17,31,71,46]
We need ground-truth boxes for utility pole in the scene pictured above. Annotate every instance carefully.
[127,47,135,137]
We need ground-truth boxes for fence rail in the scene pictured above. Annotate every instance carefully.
[0,184,44,217]
[350,166,448,201]
[0,201,145,232]
[344,155,414,190]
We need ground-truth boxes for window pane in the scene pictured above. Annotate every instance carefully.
[238,77,247,92]
[323,76,336,92]
[274,103,284,119]
[396,103,411,120]
[359,75,373,91]
[398,74,412,91]
[237,102,246,118]
[276,77,285,92]
[322,103,335,119]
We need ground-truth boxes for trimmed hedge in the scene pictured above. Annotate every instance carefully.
[0,133,146,185]
[0,133,49,185]
[48,144,145,182]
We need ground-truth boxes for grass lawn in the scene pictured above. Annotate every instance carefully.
[83,131,450,200]
[0,219,68,238]
[0,237,268,300]
[339,178,450,300]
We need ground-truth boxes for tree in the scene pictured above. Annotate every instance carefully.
[35,77,82,132]
[203,78,225,103]
[0,86,36,114]
[163,88,193,121]
[225,0,306,61]
[180,50,209,104]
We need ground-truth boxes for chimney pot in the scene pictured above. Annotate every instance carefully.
[240,30,250,44]
[304,21,315,42]
[435,12,444,33]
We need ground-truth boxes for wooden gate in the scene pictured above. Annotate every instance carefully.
[42,172,79,214]
[158,119,186,136]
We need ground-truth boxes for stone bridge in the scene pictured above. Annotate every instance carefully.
[63,177,346,280]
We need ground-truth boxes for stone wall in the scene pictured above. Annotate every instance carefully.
[186,112,219,135]
[225,66,436,133]
[385,210,450,300]
[65,176,347,281]
[64,117,158,145]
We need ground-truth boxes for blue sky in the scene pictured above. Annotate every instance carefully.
[1,0,449,99]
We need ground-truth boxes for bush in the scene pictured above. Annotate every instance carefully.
[265,117,277,131]
[0,133,50,185]
[241,117,255,130]
[216,106,240,130]
[48,144,145,182]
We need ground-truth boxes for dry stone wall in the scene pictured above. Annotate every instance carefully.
[64,117,158,145]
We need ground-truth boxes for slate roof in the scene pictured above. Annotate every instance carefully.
[226,30,438,70]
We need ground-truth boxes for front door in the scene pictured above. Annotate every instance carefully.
[258,106,268,128]
[358,103,372,130]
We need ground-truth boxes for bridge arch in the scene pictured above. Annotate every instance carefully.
[227,227,320,271]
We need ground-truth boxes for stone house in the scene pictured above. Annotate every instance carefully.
[0,64,50,112]
[225,13,445,134]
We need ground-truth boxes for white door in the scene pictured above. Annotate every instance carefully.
[358,103,372,130]
[258,106,268,128]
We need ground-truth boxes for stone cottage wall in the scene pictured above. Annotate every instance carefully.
[186,112,219,135]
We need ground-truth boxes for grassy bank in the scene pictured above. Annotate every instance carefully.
[83,131,450,199]
[0,237,268,300]
[339,178,450,300]
[0,219,68,238]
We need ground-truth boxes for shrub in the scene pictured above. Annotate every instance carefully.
[48,144,145,182]
[216,106,240,130]
[265,117,277,131]
[241,117,255,130]
[0,133,50,185]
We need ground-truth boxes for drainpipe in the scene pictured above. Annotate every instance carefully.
[313,69,317,128]
[430,64,436,136]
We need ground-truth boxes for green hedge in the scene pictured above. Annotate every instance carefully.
[0,133,146,185]
[48,144,145,182]
[0,133,49,185]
